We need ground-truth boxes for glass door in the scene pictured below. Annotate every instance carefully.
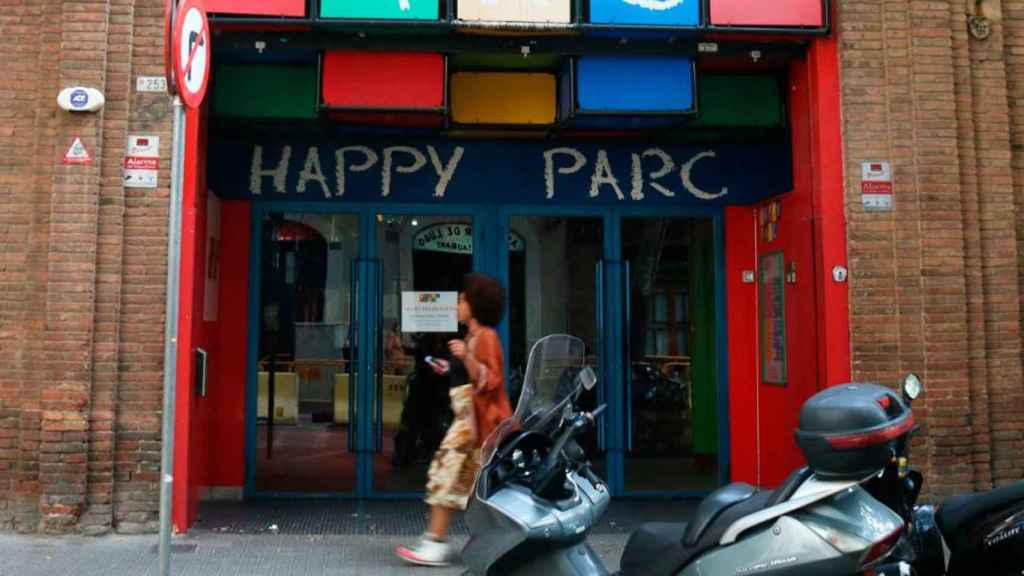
[370,213,478,493]
[619,216,719,493]
[255,212,361,493]
[505,215,607,477]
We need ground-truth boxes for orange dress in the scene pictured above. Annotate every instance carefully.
[468,327,513,448]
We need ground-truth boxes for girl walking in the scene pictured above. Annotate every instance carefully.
[396,273,512,567]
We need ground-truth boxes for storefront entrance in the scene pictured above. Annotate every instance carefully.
[247,204,725,498]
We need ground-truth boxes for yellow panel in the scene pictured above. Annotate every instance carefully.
[451,72,556,125]
[457,0,571,23]
[333,374,405,426]
[257,372,299,424]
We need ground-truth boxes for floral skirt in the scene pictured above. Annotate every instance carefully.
[424,384,480,510]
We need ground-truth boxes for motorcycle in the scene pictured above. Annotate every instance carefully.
[462,334,917,575]
[871,375,1024,576]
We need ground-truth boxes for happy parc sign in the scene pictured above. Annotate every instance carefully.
[207,139,793,206]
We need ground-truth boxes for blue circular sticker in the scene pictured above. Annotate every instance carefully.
[70,89,89,109]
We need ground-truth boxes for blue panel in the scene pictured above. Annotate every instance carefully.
[589,0,700,26]
[577,56,693,112]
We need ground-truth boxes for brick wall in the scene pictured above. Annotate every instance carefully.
[840,0,1024,500]
[0,0,170,534]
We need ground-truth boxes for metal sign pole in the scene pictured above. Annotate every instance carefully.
[158,94,186,576]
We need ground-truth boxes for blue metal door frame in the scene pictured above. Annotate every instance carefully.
[245,201,486,500]
[498,205,729,498]
[245,201,729,500]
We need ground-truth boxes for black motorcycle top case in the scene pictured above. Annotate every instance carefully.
[794,383,913,480]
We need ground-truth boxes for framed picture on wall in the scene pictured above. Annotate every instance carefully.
[760,251,787,385]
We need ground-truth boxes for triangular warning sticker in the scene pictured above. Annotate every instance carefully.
[62,136,92,166]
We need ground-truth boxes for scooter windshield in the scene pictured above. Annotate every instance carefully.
[480,334,588,466]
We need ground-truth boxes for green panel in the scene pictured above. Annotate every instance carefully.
[320,0,439,20]
[689,238,718,456]
[213,66,317,120]
[450,52,562,71]
[695,75,783,127]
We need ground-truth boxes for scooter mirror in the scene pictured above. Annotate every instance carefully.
[903,373,922,401]
[578,366,597,391]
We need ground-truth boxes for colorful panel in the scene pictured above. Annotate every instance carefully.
[322,52,444,109]
[320,0,439,20]
[207,0,306,17]
[709,0,823,27]
[588,0,699,26]
[457,0,571,23]
[576,56,694,112]
[213,66,317,119]
[451,72,556,125]
[695,75,783,127]
[451,52,562,71]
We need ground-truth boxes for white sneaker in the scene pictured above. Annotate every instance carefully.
[395,536,454,567]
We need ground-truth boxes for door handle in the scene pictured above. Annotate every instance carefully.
[623,260,634,454]
[373,260,384,454]
[347,258,358,452]
[595,260,606,453]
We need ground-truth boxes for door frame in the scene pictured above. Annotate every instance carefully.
[498,205,729,498]
[244,201,488,499]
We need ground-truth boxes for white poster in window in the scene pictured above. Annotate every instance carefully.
[203,193,220,322]
[401,291,458,333]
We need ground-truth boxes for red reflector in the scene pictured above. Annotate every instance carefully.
[861,524,904,567]
[877,396,891,409]
[826,414,915,449]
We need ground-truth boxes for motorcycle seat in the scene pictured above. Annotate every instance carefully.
[683,482,756,545]
[619,489,775,576]
[937,480,1024,538]
[619,468,814,576]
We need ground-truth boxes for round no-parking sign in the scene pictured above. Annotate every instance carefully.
[172,0,210,109]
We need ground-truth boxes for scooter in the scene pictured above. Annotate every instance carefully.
[462,334,914,576]
[869,375,1024,576]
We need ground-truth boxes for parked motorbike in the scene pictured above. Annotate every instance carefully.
[870,374,1024,576]
[462,334,918,576]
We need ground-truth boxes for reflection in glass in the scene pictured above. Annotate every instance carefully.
[508,216,604,474]
[256,213,360,493]
[374,215,472,493]
[622,217,718,492]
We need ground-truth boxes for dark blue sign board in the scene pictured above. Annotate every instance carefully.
[207,138,792,206]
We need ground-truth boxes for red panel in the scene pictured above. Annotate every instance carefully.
[726,206,758,485]
[208,200,250,487]
[322,51,444,109]
[710,0,823,27]
[174,103,205,533]
[806,14,851,388]
[206,0,306,17]
[328,111,445,128]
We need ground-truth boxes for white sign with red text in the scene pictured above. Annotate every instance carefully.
[123,135,160,188]
[861,161,893,212]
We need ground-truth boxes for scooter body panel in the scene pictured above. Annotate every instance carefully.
[463,471,611,576]
[682,486,903,576]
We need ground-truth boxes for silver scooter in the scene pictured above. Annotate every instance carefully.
[462,334,911,575]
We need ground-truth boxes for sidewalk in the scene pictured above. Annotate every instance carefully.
[0,532,628,576]
[0,500,696,575]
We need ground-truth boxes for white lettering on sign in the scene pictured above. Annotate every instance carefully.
[336,146,379,197]
[590,150,625,200]
[298,146,330,198]
[250,145,291,195]
[427,146,465,198]
[630,148,676,200]
[382,146,426,197]
[680,150,727,200]
[544,148,587,199]
[622,0,684,10]
[246,144,731,202]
